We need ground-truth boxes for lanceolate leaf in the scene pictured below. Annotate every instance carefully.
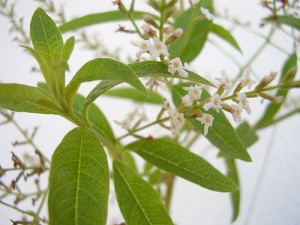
[113,161,174,225]
[264,15,300,30]
[73,94,115,143]
[49,127,109,225]
[236,121,258,148]
[172,84,251,161]
[211,24,242,53]
[224,157,240,222]
[127,138,239,192]
[65,58,147,106]
[104,87,164,104]
[61,36,75,62]
[256,52,298,128]
[0,83,60,113]
[59,11,147,32]
[169,0,214,62]
[83,61,214,111]
[30,8,63,62]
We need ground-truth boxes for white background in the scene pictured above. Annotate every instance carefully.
[0,0,300,225]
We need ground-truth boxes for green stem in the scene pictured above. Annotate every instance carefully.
[165,173,175,212]
[33,187,49,224]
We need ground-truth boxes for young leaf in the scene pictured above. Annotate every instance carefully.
[73,94,115,143]
[65,58,147,106]
[211,24,242,53]
[172,84,251,162]
[256,52,297,128]
[224,157,240,222]
[49,127,109,225]
[236,121,258,148]
[169,0,214,62]
[113,161,174,225]
[263,15,300,30]
[129,61,215,86]
[0,83,60,113]
[127,138,239,192]
[104,87,164,104]
[61,36,75,62]
[59,11,147,32]
[30,8,63,62]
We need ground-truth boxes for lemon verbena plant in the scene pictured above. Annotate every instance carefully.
[0,0,299,225]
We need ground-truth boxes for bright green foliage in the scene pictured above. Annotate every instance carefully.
[211,24,242,53]
[61,36,75,63]
[113,161,174,225]
[59,11,148,32]
[256,52,298,127]
[172,84,251,162]
[49,127,109,225]
[73,94,115,143]
[264,15,300,30]
[169,0,214,62]
[127,138,239,192]
[236,122,259,148]
[0,83,60,113]
[104,87,164,104]
[224,157,240,222]
[65,58,147,107]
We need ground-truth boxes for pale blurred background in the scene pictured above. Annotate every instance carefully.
[0,0,299,225]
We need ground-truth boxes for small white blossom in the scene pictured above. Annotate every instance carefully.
[141,23,152,34]
[181,94,193,107]
[145,77,165,90]
[216,70,232,90]
[118,118,131,130]
[236,92,251,114]
[183,85,203,101]
[203,94,223,112]
[230,104,243,123]
[130,39,153,60]
[150,36,169,59]
[168,57,188,78]
[239,67,255,89]
[196,113,214,136]
[200,7,215,20]
[168,109,185,136]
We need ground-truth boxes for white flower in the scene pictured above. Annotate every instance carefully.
[130,39,153,60]
[168,109,185,136]
[200,7,214,20]
[216,70,232,90]
[239,67,255,89]
[141,23,152,34]
[145,77,165,90]
[150,36,169,59]
[181,94,193,107]
[203,94,223,112]
[236,92,251,114]
[230,104,243,123]
[183,85,203,101]
[168,57,188,78]
[196,113,214,136]
[117,118,131,130]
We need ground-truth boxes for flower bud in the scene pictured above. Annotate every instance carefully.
[144,14,159,28]
[255,71,277,89]
[259,93,284,103]
[165,28,183,45]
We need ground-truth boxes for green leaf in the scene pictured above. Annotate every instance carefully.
[73,94,115,143]
[172,84,251,161]
[211,24,242,53]
[169,0,214,62]
[61,36,75,62]
[236,121,258,148]
[264,15,300,30]
[65,58,147,106]
[0,83,60,113]
[224,157,240,222]
[256,52,297,128]
[127,138,239,192]
[82,61,214,111]
[59,11,147,33]
[113,161,174,225]
[104,87,164,104]
[129,61,215,86]
[30,8,63,62]
[49,127,109,225]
